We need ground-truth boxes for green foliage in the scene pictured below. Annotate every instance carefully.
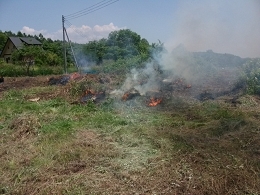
[34,66,63,75]
[41,39,65,65]
[0,31,67,76]
[0,63,25,76]
[243,58,260,95]
[40,118,74,138]
[1,29,165,76]
[11,45,45,75]
[93,56,146,74]
[0,30,8,50]
[211,118,247,136]
[80,29,152,66]
[0,62,63,76]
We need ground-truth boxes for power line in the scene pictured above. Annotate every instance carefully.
[63,0,120,39]
[62,0,120,73]
[64,20,88,39]
[65,0,119,20]
[65,0,110,17]
[64,0,119,20]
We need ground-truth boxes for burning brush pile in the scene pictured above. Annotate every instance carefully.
[47,52,240,107]
[51,60,197,107]
[81,88,106,104]
[117,78,191,107]
[120,88,163,107]
[110,65,193,107]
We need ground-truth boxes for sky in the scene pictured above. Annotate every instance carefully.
[0,0,260,58]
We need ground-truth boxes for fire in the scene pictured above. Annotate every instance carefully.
[148,97,162,107]
[70,72,81,80]
[85,89,95,95]
[122,92,129,101]
[185,84,192,89]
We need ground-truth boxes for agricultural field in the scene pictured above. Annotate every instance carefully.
[0,71,260,194]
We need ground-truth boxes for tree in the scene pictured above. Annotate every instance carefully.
[138,38,150,60]
[242,58,260,95]
[17,31,23,37]
[44,51,62,66]
[11,46,45,75]
[83,39,108,64]
[0,31,8,51]
[150,40,165,59]
[80,29,153,65]
[106,29,141,59]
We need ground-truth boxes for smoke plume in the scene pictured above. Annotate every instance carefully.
[113,0,260,99]
[166,0,260,58]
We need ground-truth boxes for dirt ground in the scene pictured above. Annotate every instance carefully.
[0,76,52,94]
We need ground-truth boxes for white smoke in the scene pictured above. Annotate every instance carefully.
[165,0,260,58]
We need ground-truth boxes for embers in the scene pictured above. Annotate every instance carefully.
[122,88,140,101]
[121,89,163,107]
[48,75,70,85]
[148,97,162,107]
[81,89,106,103]
[48,72,82,86]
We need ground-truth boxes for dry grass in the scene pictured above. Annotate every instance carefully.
[0,76,260,194]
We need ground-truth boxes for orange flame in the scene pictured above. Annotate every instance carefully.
[185,84,192,89]
[148,97,162,107]
[122,93,130,101]
[85,89,95,95]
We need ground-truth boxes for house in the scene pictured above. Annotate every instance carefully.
[0,37,42,63]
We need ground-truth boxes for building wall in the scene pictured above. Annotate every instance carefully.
[2,40,17,63]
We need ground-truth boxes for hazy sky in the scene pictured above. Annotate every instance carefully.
[0,0,259,58]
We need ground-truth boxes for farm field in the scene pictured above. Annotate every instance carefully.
[0,73,260,194]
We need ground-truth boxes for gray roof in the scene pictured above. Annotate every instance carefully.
[20,37,42,45]
[9,37,42,49]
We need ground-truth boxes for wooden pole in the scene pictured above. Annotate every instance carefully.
[62,15,67,74]
[64,28,79,72]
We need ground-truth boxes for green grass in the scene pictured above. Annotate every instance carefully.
[0,62,65,76]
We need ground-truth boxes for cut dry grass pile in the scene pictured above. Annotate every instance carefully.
[0,80,260,194]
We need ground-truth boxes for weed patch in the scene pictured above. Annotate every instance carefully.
[210,118,247,136]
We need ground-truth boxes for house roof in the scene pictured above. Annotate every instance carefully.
[9,37,42,49]
[0,37,42,58]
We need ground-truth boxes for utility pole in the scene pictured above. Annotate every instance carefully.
[62,15,67,74]
[64,28,79,71]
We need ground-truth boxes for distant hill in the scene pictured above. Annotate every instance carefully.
[193,50,247,68]
[165,45,251,97]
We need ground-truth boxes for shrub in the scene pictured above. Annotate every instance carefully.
[242,58,260,95]
[0,62,63,76]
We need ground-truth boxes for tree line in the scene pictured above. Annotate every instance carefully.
[0,29,163,70]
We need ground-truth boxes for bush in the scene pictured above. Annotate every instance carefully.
[0,62,63,76]
[0,63,24,76]
[34,66,63,75]
[243,58,260,95]
[94,55,146,74]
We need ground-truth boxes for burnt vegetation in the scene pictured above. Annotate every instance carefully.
[0,29,260,194]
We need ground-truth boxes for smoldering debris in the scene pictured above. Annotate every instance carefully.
[122,88,140,101]
[48,73,82,85]
[48,75,70,85]
[81,90,106,104]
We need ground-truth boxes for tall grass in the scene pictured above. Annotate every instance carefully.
[0,62,63,76]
